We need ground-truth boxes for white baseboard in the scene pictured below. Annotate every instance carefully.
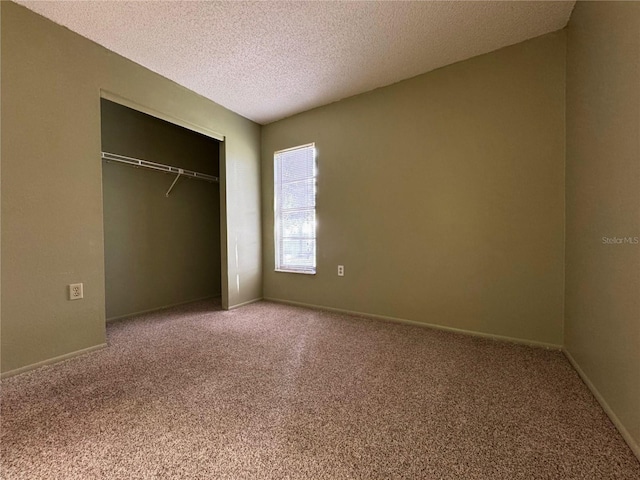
[106,294,221,322]
[563,349,640,461]
[263,297,562,350]
[228,297,263,310]
[1,343,107,379]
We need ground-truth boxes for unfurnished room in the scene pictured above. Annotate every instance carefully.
[1,1,639,478]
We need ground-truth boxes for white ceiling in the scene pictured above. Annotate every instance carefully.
[16,1,575,125]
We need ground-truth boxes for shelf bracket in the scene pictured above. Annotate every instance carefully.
[165,170,183,197]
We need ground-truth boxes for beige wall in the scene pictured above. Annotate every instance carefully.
[565,1,640,457]
[0,2,262,375]
[262,32,566,346]
[101,100,221,320]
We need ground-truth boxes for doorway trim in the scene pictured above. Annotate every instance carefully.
[100,90,225,141]
[99,89,230,310]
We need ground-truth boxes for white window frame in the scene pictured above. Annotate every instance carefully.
[274,143,317,274]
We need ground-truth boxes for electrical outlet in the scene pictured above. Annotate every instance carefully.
[69,283,83,300]
[337,265,344,277]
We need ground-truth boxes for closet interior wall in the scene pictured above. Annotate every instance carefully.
[101,99,221,320]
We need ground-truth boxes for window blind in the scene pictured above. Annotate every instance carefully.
[274,143,316,274]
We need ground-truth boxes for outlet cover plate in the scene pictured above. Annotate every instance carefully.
[69,283,83,300]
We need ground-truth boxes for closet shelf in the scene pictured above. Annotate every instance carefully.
[101,152,219,184]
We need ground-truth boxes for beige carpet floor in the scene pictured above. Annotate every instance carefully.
[1,299,639,479]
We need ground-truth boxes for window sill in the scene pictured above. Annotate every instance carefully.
[275,268,316,275]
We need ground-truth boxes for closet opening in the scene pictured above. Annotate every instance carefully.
[100,98,223,321]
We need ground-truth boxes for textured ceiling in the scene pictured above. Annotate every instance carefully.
[16,1,575,124]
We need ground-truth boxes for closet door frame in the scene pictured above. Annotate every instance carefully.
[99,90,230,311]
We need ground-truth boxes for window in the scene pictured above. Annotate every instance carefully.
[274,143,316,274]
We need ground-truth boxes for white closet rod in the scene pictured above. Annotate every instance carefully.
[102,152,218,183]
